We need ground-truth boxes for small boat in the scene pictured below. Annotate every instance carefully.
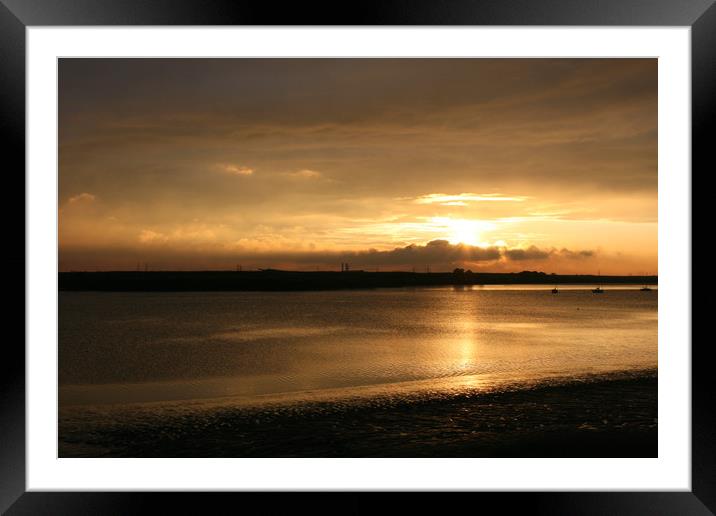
[640,285,652,291]
[551,286,559,294]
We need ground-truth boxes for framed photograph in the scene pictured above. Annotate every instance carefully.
[4,0,707,513]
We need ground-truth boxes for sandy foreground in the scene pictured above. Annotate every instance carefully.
[59,370,657,458]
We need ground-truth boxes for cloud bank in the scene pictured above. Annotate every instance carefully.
[60,239,598,273]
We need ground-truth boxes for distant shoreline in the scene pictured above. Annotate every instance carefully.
[58,270,658,292]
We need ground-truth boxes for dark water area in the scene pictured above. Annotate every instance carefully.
[59,287,657,457]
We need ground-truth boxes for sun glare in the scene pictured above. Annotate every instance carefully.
[433,217,495,246]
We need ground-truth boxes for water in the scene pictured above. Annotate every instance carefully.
[59,286,657,408]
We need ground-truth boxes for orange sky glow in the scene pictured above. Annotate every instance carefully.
[59,58,657,274]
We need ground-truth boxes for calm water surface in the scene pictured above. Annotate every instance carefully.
[59,286,657,409]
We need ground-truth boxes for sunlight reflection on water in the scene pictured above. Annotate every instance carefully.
[59,287,657,407]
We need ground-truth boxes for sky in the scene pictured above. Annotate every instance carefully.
[58,58,657,274]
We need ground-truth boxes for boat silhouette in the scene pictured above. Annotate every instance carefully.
[551,286,559,294]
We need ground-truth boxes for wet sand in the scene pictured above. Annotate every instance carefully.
[59,371,656,457]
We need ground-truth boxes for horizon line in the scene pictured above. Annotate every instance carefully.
[58,269,658,277]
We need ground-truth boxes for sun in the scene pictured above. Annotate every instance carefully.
[440,218,495,246]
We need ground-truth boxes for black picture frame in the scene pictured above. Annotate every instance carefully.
[2,1,707,514]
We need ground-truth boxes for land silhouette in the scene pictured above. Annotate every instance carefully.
[59,269,658,292]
